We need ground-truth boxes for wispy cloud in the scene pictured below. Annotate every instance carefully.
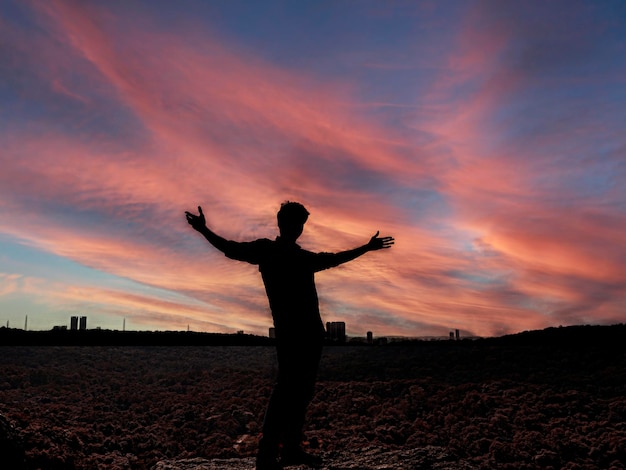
[1,0,624,336]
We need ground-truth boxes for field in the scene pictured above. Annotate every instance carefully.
[1,325,625,469]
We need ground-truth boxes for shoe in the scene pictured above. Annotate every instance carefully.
[256,436,281,470]
[256,455,282,470]
[280,447,323,468]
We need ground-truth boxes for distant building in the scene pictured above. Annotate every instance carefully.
[326,321,346,343]
[455,329,460,340]
[449,331,455,340]
[269,327,276,339]
[79,316,87,331]
[70,316,79,330]
[367,331,373,344]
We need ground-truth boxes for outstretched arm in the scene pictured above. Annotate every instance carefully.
[321,231,394,269]
[185,206,231,254]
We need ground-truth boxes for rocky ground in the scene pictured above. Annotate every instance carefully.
[1,325,625,469]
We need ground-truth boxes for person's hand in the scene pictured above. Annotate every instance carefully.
[367,231,394,251]
[185,206,206,232]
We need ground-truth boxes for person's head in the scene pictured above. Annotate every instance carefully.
[277,201,309,242]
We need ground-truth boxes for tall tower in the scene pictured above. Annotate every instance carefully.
[70,316,79,330]
[79,316,87,331]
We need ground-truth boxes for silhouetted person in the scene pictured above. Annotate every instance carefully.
[185,202,394,469]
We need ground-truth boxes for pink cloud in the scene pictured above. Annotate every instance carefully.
[1,1,624,337]
[0,269,262,332]
[389,2,626,333]
[0,273,23,297]
[34,1,440,188]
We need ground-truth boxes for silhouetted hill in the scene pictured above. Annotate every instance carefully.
[492,323,625,347]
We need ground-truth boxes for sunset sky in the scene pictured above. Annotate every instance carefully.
[1,0,625,337]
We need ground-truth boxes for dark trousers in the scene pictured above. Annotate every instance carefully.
[259,337,323,456]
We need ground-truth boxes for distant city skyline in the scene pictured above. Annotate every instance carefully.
[6,313,472,340]
[1,1,625,337]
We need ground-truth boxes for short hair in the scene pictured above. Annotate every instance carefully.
[277,201,309,226]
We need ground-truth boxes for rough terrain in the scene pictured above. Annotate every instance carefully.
[1,325,624,469]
